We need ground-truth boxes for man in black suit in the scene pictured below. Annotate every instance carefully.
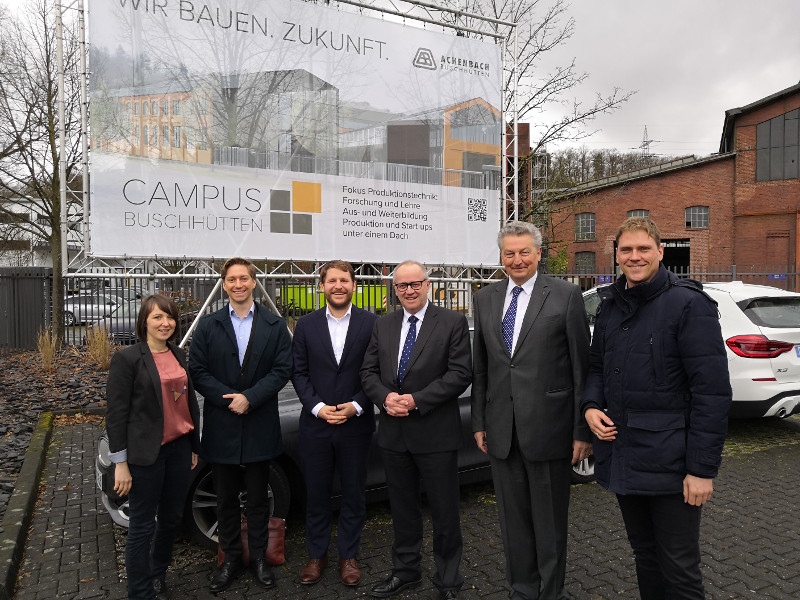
[472,222,591,600]
[189,257,293,593]
[291,260,378,587]
[361,260,472,600]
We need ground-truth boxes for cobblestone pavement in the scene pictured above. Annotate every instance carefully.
[13,417,800,599]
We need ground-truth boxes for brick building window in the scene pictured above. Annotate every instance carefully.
[133,102,139,115]
[162,100,168,115]
[685,206,709,228]
[756,109,799,181]
[627,209,649,219]
[575,251,596,274]
[143,102,149,116]
[173,100,181,116]
[142,125,148,146]
[162,125,169,146]
[575,212,596,241]
[152,101,158,115]
[173,126,182,148]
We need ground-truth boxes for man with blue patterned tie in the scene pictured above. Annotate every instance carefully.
[361,260,472,600]
[472,222,592,600]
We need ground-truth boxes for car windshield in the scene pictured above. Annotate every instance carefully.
[739,297,800,328]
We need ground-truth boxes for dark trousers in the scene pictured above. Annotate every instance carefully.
[212,460,271,560]
[381,447,463,592]
[126,435,192,600]
[300,430,372,559]
[616,493,704,600]
[489,447,572,600]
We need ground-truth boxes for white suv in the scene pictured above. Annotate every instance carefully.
[583,280,800,419]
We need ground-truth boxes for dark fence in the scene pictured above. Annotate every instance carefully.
[1,264,798,351]
[0,268,52,352]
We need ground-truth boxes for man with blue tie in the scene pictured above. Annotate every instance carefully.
[291,260,378,587]
[472,222,591,600]
[361,260,472,600]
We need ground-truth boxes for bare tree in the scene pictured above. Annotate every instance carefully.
[0,0,84,344]
[408,0,634,154]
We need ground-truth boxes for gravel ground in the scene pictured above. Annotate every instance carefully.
[0,348,108,525]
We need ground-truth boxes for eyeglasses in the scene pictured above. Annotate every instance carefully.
[394,279,427,292]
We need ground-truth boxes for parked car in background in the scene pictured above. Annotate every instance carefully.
[85,301,140,345]
[582,280,800,419]
[63,294,125,326]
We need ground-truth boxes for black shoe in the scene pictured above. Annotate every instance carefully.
[440,591,459,600]
[153,578,170,600]
[371,575,422,598]
[209,560,244,593]
[251,557,277,590]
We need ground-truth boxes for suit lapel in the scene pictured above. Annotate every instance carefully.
[140,342,164,408]
[338,307,363,368]
[214,306,238,349]
[244,305,270,378]
[314,308,338,367]
[387,310,404,370]
[515,276,549,354]
[491,280,510,350]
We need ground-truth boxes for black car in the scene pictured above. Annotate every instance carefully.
[96,379,595,550]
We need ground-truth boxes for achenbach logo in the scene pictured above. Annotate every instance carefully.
[269,181,322,235]
[412,48,437,70]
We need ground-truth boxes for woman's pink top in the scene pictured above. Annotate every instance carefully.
[152,350,194,445]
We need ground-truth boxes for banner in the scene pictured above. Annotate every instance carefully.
[88,0,503,264]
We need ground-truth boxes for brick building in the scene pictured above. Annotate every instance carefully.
[550,81,800,276]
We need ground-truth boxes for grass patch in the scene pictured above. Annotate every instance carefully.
[85,325,113,370]
[36,328,58,372]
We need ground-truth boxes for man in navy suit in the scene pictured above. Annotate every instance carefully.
[361,260,472,600]
[189,257,293,593]
[291,260,378,587]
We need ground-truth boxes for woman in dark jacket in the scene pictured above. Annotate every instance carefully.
[106,294,201,600]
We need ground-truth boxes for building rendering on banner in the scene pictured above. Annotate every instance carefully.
[91,72,500,190]
[551,80,800,279]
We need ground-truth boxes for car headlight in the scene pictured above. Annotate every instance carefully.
[97,432,112,468]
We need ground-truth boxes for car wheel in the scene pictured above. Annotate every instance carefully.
[64,311,76,326]
[183,461,291,551]
[571,455,595,484]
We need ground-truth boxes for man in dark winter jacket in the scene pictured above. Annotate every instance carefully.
[581,218,731,600]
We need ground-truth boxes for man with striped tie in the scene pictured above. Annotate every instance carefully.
[471,222,592,600]
[361,260,472,600]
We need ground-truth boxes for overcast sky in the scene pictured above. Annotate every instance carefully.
[540,0,800,158]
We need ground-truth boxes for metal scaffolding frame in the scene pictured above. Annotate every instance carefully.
[57,0,519,280]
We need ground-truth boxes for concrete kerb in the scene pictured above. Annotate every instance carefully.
[0,412,53,600]
[0,408,106,600]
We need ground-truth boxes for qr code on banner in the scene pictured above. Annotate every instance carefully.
[467,198,487,222]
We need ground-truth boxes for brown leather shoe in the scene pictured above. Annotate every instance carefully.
[300,558,328,585]
[339,557,361,586]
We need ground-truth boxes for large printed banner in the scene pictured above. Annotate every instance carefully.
[88,0,503,264]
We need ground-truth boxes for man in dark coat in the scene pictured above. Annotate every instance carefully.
[582,217,732,599]
[361,260,472,600]
[189,257,293,593]
[472,221,591,600]
[291,260,378,587]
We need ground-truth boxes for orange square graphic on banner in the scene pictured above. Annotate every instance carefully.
[292,181,322,213]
